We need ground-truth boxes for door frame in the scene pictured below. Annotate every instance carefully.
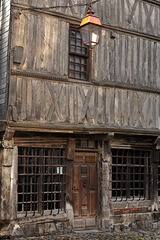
[72,150,99,229]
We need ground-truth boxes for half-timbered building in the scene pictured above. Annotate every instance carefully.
[0,0,160,237]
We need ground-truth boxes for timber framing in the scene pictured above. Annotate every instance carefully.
[0,0,160,236]
[11,69,160,94]
[11,2,160,43]
[143,0,160,6]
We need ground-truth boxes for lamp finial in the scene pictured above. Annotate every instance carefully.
[87,4,94,15]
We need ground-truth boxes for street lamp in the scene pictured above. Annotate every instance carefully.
[79,5,102,49]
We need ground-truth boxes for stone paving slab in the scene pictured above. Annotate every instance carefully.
[12,231,160,240]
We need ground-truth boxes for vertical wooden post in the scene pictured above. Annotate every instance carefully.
[1,146,18,219]
[66,138,75,225]
[101,133,114,230]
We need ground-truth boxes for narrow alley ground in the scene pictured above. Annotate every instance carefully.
[9,230,160,240]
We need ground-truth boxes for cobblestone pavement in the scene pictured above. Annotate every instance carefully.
[12,231,160,240]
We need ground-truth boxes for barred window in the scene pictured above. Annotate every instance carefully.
[18,146,67,217]
[69,27,89,81]
[111,149,152,201]
[158,151,160,198]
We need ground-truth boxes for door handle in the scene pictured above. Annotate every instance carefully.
[83,180,87,187]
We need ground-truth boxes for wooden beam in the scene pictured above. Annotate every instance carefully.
[7,121,160,136]
[154,136,160,149]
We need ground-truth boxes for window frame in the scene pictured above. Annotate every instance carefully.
[111,148,152,202]
[17,146,67,217]
[68,25,90,81]
[158,151,160,199]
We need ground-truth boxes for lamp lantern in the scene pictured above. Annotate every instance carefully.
[79,5,102,49]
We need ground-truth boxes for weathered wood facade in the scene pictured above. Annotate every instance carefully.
[0,0,160,237]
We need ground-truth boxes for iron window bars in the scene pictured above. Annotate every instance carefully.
[18,146,67,217]
[158,151,160,198]
[111,149,152,201]
[69,27,89,81]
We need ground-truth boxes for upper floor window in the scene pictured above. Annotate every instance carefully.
[69,27,89,81]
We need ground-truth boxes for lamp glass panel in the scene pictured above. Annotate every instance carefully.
[90,24,101,43]
[80,25,89,44]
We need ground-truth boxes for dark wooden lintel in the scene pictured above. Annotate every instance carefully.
[154,137,160,149]
[7,121,160,136]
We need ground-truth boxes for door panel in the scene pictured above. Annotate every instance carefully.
[74,152,85,162]
[73,165,80,190]
[90,165,96,189]
[85,154,96,163]
[81,176,87,205]
[73,192,79,217]
[90,191,96,215]
[73,152,97,229]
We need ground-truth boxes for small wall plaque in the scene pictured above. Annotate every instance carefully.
[13,46,24,64]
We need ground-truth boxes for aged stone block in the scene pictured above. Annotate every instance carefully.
[128,202,138,208]
[86,218,96,227]
[110,202,128,209]
[49,222,56,232]
[137,200,151,207]
[101,218,111,231]
[38,224,44,235]
[74,219,84,229]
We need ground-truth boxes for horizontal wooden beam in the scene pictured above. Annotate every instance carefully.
[143,0,160,6]
[8,121,160,136]
[11,69,160,95]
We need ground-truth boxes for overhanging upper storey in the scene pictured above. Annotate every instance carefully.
[6,0,160,136]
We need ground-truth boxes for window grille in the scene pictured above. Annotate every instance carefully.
[158,151,160,198]
[18,146,67,216]
[69,27,89,80]
[111,149,152,201]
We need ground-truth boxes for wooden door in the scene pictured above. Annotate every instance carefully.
[73,152,97,229]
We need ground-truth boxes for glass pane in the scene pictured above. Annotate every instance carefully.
[75,57,80,63]
[71,38,76,45]
[91,32,98,42]
[70,56,74,62]
[71,30,76,37]
[75,71,81,78]
[71,45,76,52]
[81,65,86,72]
[80,25,89,44]
[90,24,101,36]
[90,24,101,47]
[81,73,86,80]
[69,70,74,78]
[70,63,74,70]
[81,58,86,64]
[75,64,80,71]
[77,39,82,46]
[82,48,87,55]
[76,31,81,39]
[76,47,81,54]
